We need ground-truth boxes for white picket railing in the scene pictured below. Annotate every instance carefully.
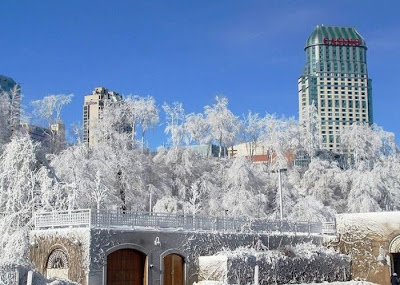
[322,221,337,235]
[34,209,336,235]
[34,209,91,229]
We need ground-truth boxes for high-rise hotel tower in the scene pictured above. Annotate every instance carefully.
[299,26,373,152]
[0,75,21,136]
[83,87,122,147]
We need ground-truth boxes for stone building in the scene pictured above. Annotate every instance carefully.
[332,211,400,285]
[30,209,323,284]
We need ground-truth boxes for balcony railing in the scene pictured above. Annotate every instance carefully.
[34,209,336,235]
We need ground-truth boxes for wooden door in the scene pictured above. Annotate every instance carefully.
[164,254,184,285]
[107,249,146,285]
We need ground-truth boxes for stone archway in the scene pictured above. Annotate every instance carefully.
[389,236,400,275]
[46,248,69,280]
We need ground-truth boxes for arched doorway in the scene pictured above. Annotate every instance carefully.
[107,249,147,285]
[46,248,69,280]
[390,236,400,274]
[163,254,184,285]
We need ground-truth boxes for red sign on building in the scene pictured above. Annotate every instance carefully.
[323,38,361,46]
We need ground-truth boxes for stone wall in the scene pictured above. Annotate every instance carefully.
[30,227,322,285]
[332,212,400,285]
[30,228,90,284]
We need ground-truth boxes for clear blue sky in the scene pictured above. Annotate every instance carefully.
[1,1,400,149]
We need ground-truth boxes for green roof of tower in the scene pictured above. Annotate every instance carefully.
[0,75,18,92]
[305,25,367,49]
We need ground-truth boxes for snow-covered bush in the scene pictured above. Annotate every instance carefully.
[202,243,351,285]
[153,196,179,213]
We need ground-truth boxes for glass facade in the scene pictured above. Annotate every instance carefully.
[299,26,373,152]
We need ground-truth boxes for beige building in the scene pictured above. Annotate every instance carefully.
[229,142,268,160]
[299,26,373,152]
[229,142,295,165]
[83,87,122,147]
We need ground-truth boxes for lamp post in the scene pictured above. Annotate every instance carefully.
[277,168,287,221]
[149,192,152,215]
[224,209,228,232]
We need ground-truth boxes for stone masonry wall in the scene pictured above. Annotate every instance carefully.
[332,212,400,285]
[30,228,90,284]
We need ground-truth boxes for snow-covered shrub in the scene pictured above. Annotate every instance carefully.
[203,242,350,284]
[153,196,179,213]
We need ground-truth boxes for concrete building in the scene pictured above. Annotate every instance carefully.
[0,75,21,138]
[299,26,373,152]
[184,144,227,158]
[229,142,296,166]
[20,122,66,153]
[83,87,122,147]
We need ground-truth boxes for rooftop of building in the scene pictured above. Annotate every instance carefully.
[85,86,122,101]
[0,74,19,92]
[305,25,367,50]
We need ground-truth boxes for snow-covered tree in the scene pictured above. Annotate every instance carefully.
[31,94,72,153]
[0,85,21,147]
[31,94,73,126]
[300,102,320,158]
[241,111,265,160]
[205,96,240,159]
[163,102,186,147]
[185,113,211,143]
[341,123,396,169]
[0,135,58,262]
[300,158,345,208]
[346,165,383,213]
[123,95,159,148]
[260,115,299,169]
[153,196,179,213]
[220,158,265,217]
[288,196,336,222]
[136,96,159,149]
[0,92,12,146]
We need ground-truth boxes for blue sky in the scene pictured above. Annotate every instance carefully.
[1,1,400,149]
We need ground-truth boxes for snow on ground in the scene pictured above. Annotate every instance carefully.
[46,281,78,285]
[194,281,378,285]
[287,281,378,285]
[336,211,400,236]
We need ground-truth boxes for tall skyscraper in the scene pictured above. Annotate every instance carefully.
[0,75,21,135]
[299,26,373,152]
[83,87,122,147]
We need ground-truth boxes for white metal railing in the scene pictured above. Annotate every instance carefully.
[34,209,91,229]
[322,221,337,235]
[34,209,336,235]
